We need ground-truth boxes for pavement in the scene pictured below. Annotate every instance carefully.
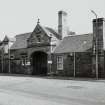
[0,74,105,105]
[0,73,103,81]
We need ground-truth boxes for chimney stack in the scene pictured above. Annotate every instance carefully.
[92,18,105,77]
[93,18,105,52]
[58,11,68,39]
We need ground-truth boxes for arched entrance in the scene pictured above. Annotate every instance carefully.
[31,51,47,75]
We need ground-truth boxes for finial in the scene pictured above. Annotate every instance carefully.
[37,18,40,24]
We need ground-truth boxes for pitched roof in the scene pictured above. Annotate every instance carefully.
[3,36,9,43]
[54,33,93,53]
[10,32,31,50]
[45,27,61,39]
[37,24,61,39]
[2,36,16,43]
[10,23,61,50]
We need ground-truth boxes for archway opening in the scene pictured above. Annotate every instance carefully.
[31,51,47,75]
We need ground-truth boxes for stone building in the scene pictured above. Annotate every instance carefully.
[0,11,105,77]
[54,17,105,77]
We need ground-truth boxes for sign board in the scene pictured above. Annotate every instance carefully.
[26,61,31,65]
[48,60,52,64]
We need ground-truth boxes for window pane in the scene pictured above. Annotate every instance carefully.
[57,56,63,70]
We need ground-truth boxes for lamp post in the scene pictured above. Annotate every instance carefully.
[8,40,15,73]
[69,52,75,77]
[1,45,4,73]
[73,52,76,77]
[73,41,88,78]
[8,42,11,73]
[91,10,98,79]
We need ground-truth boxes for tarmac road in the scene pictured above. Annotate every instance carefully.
[0,75,105,105]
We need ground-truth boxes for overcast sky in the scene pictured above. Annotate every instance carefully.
[0,0,105,40]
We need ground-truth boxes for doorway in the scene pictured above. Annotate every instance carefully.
[31,51,47,75]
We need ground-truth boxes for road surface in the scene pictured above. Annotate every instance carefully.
[0,75,105,105]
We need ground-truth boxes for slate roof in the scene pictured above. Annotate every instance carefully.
[45,27,61,39]
[3,36,9,43]
[0,36,15,51]
[54,33,93,53]
[10,24,61,50]
[2,36,16,43]
[10,32,32,50]
[36,24,61,39]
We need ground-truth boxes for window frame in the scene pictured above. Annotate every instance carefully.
[57,55,63,70]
